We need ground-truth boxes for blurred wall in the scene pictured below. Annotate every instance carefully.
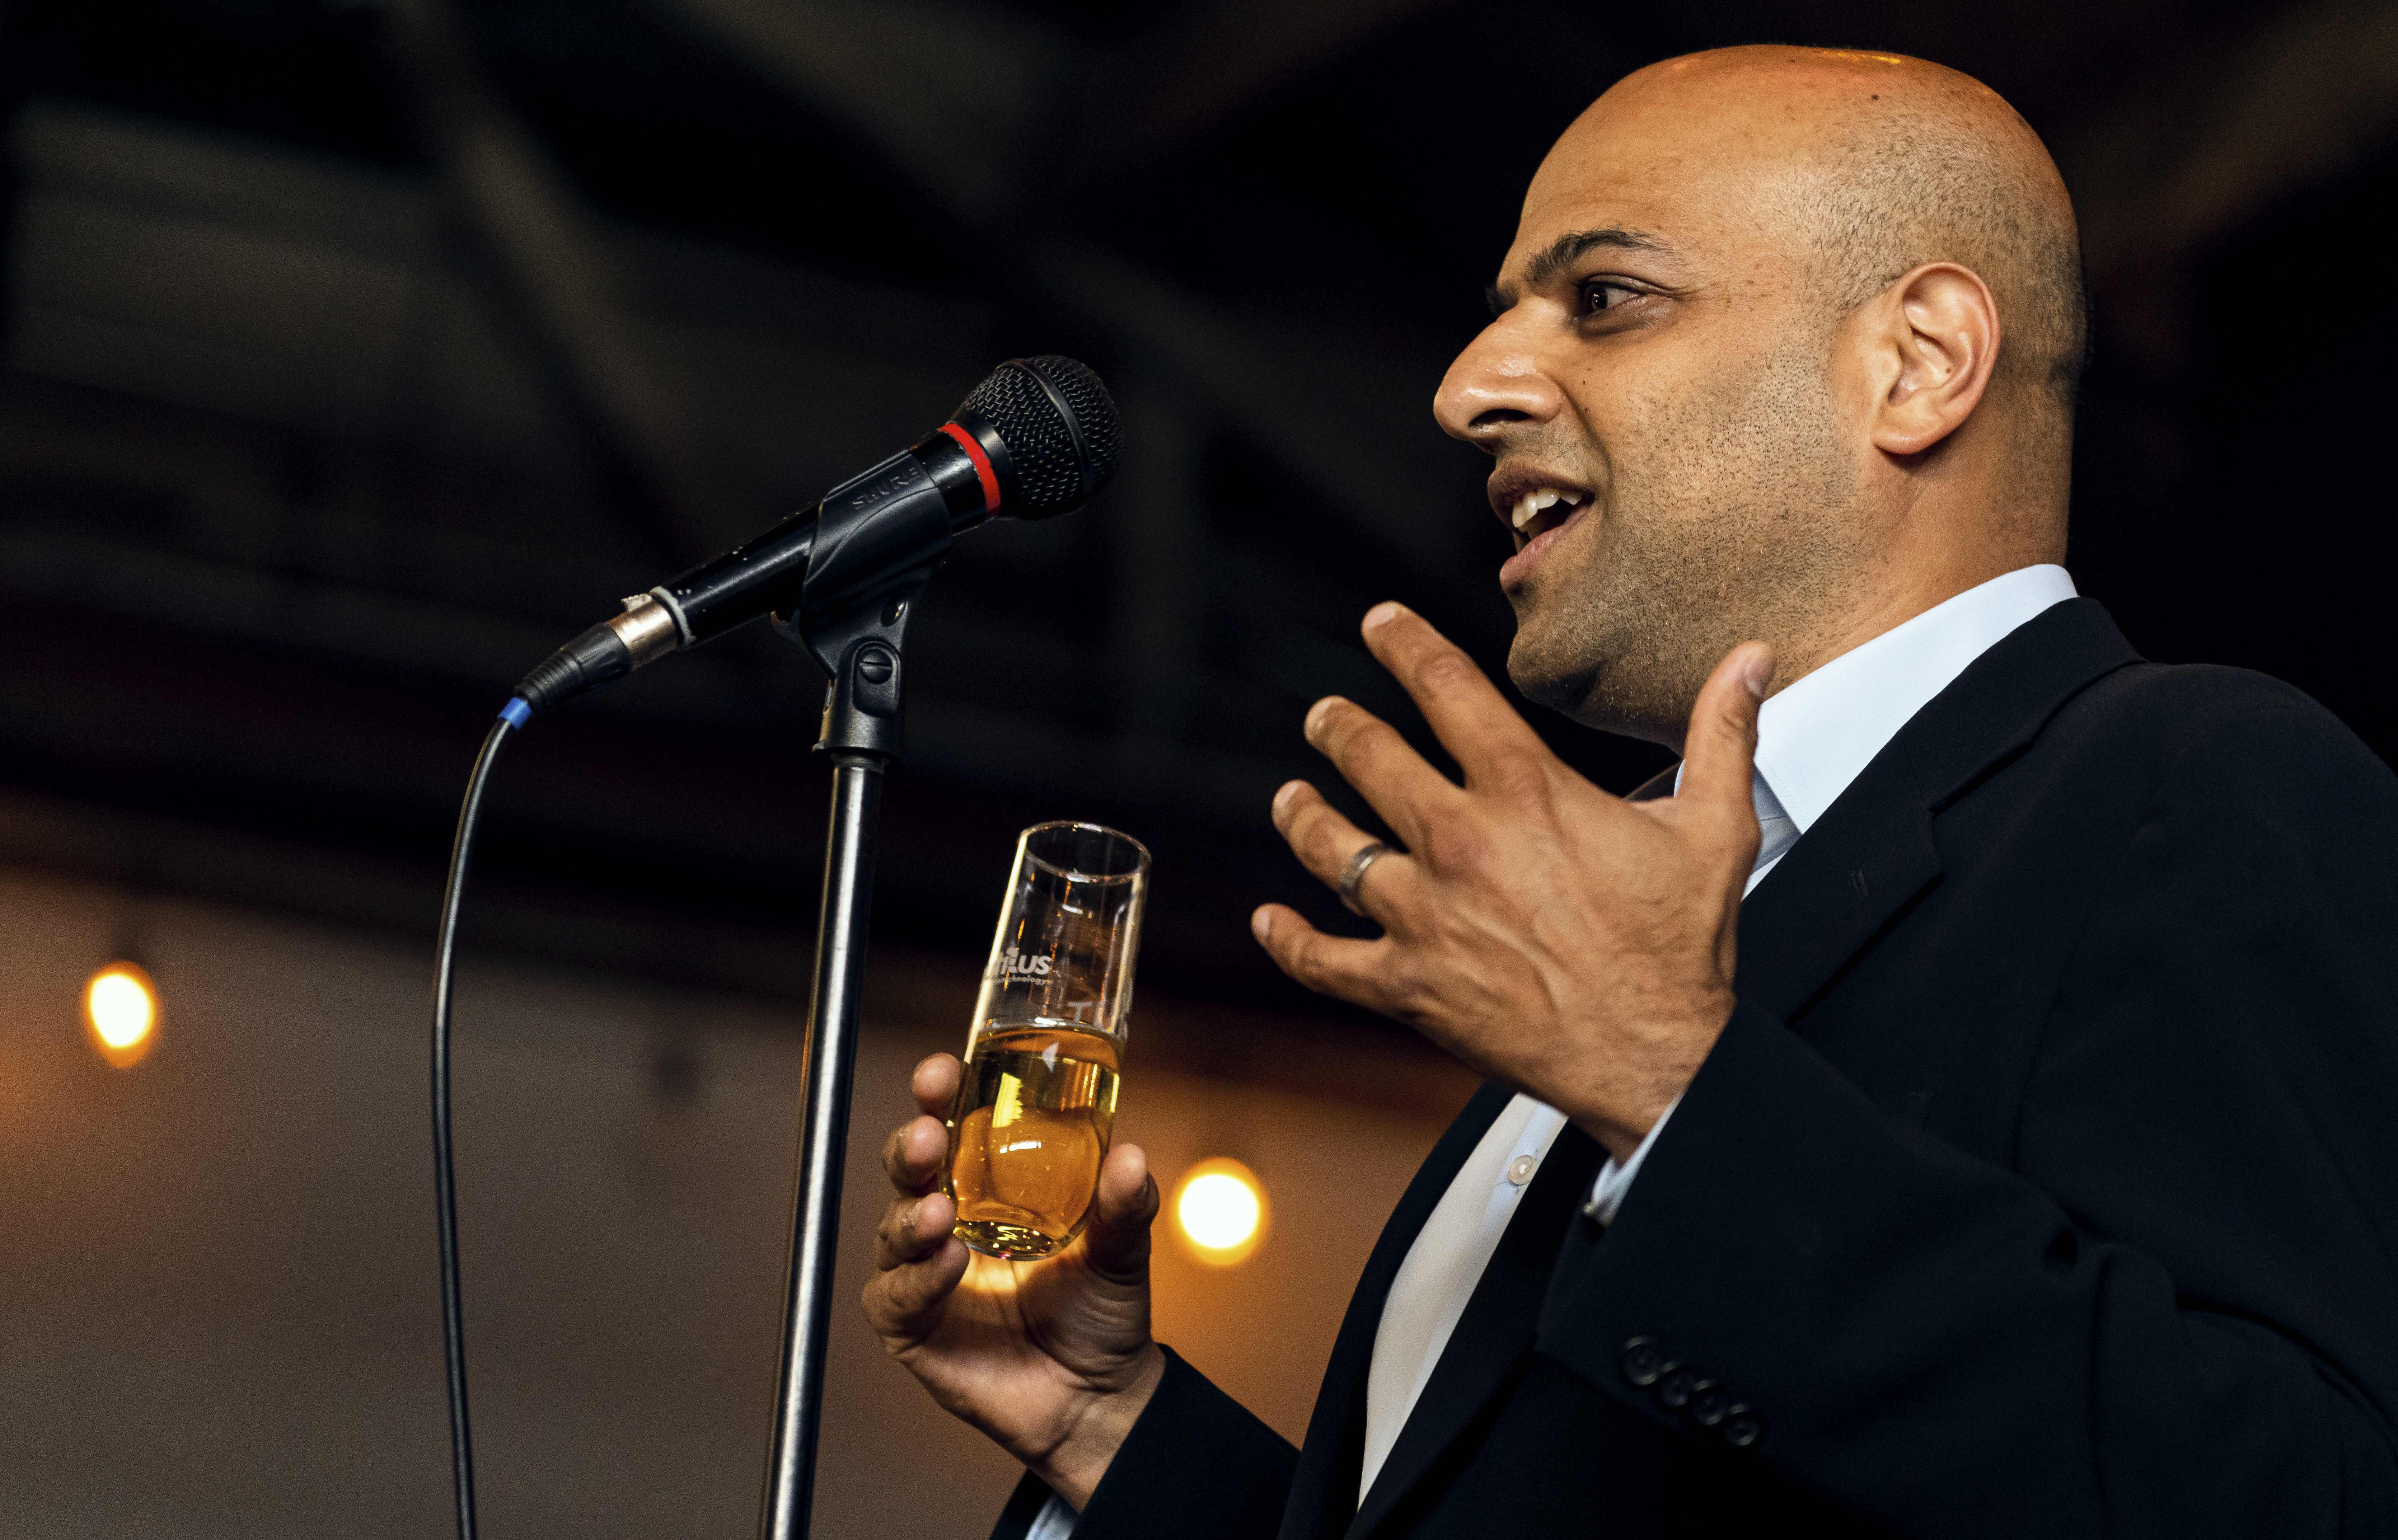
[0,867,1472,1537]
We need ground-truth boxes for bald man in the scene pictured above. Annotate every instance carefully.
[867,48,2398,1539]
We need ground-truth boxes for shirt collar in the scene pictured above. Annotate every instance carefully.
[1750,565,2078,836]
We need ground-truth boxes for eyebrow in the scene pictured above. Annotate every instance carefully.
[1486,227,1672,314]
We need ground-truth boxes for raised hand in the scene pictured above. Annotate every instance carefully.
[861,1052,1165,1510]
[1251,602,1771,1161]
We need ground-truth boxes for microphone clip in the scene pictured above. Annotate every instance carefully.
[772,441,959,760]
[778,570,932,761]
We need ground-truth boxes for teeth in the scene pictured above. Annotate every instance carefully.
[1509,487,1576,530]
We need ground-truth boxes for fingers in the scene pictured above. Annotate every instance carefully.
[1250,903,1396,1013]
[1355,603,1553,790]
[1269,781,1420,915]
[1677,643,1773,851]
[884,1110,949,1202]
[882,1051,954,1194]
[881,1053,960,1198]
[862,1206,970,1339]
[912,1052,961,1117]
[874,1184,958,1271]
[1079,1142,1159,1282]
[866,1063,970,1336]
[1300,695,1455,848]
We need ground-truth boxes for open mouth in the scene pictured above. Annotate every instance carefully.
[1504,485,1592,553]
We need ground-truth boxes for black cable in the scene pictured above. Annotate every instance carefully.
[431,702,526,1540]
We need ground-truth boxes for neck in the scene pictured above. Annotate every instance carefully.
[1766,540,2056,702]
[1766,451,2067,690]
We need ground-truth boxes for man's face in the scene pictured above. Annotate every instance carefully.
[1435,84,1871,745]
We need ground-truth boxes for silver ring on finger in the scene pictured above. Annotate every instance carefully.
[1337,840,1400,916]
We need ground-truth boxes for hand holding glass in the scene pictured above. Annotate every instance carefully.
[944,821,1149,1260]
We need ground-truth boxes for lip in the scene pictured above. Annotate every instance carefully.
[1498,502,1592,588]
[1486,465,1595,588]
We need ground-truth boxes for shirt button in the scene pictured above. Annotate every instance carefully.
[1507,1154,1539,1185]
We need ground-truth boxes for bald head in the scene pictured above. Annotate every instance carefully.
[1438,48,2087,743]
[1591,48,2087,422]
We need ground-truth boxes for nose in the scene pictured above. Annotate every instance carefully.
[1434,313,1565,450]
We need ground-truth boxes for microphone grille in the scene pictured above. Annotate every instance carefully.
[955,356,1121,517]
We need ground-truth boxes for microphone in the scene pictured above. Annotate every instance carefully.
[510,356,1120,717]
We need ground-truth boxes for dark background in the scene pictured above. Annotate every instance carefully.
[6,4,2397,1535]
[4,0,2393,1025]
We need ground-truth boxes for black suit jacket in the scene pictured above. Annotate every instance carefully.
[990,599,2398,1538]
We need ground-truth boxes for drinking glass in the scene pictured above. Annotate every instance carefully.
[944,821,1149,1259]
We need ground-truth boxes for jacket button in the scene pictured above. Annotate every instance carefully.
[1686,1382,1730,1426]
[1722,1409,1765,1449]
[1657,1367,1701,1410]
[1618,1337,1671,1388]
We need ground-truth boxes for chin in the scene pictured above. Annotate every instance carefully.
[1504,628,1596,718]
[1509,628,1687,744]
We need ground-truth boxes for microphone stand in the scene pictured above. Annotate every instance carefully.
[758,569,937,1540]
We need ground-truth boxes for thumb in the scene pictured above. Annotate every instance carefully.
[1680,642,1772,838]
[1081,1142,1157,1282]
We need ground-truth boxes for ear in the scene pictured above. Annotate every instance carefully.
[1866,263,2000,457]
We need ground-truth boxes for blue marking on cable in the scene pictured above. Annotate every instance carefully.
[498,698,532,730]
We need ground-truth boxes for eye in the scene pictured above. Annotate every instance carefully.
[1578,278,1640,316]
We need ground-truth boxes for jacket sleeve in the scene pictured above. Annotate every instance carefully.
[986,1346,1298,1540]
[1536,704,2398,1537]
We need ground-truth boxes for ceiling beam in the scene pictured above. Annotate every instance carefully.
[665,0,1064,221]
[383,0,734,563]
[1086,0,1459,174]
[650,0,1475,583]
[1020,241,1470,575]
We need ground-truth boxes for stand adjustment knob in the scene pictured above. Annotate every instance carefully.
[853,645,900,716]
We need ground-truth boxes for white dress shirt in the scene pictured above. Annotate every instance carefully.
[1031,565,2079,1535]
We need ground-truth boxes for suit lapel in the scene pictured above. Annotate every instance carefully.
[1733,753,1943,1023]
[1279,1082,1516,1540]
[1279,600,2140,1538]
[1737,597,2140,1024]
[1345,1126,1608,1540]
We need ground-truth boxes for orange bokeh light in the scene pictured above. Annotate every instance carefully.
[84,962,159,1068]
[1173,1157,1267,1266]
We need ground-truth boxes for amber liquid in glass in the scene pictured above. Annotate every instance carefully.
[946,1024,1121,1259]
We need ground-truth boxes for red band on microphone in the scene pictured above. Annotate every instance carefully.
[941,422,1001,511]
